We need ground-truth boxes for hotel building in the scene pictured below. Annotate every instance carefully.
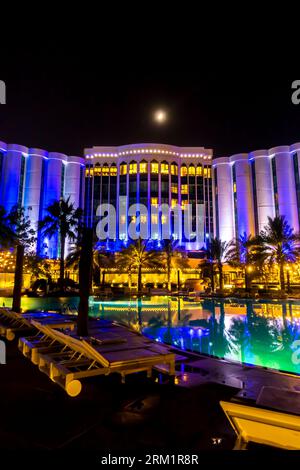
[0,141,85,258]
[84,143,213,250]
[1,138,300,260]
[213,143,300,242]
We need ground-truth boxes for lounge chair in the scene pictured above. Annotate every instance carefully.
[220,400,300,450]
[29,321,176,397]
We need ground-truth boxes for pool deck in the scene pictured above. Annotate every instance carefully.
[1,311,300,450]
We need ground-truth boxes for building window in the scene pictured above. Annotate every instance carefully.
[171,163,178,175]
[161,162,169,174]
[151,161,159,173]
[102,165,109,176]
[196,165,202,176]
[181,200,189,209]
[94,164,101,176]
[181,184,188,194]
[181,165,187,177]
[120,163,127,175]
[188,165,195,176]
[151,197,158,207]
[129,161,137,174]
[271,157,279,216]
[171,184,178,193]
[110,165,117,176]
[171,199,178,208]
[161,214,167,224]
[151,214,158,224]
[139,161,147,173]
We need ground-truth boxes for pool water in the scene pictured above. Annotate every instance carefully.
[1,295,300,375]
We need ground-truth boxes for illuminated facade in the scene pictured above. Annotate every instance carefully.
[3,137,300,258]
[84,143,213,250]
[213,143,300,241]
[0,140,85,258]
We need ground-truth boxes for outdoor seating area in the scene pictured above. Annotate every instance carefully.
[0,308,77,341]
[0,308,176,397]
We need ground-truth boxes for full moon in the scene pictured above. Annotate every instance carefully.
[154,109,167,124]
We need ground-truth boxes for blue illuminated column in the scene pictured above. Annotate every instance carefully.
[1,144,28,213]
[249,150,275,233]
[43,152,66,259]
[230,154,255,237]
[270,146,299,231]
[64,156,85,256]
[64,156,85,207]
[23,148,47,239]
[213,158,235,242]
[0,141,7,206]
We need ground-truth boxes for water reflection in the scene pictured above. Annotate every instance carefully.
[1,295,300,374]
[89,297,300,375]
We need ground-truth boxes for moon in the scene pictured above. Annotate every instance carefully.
[153,109,167,124]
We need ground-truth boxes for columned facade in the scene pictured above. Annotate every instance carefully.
[213,142,300,242]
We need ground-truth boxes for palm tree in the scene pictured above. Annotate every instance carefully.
[66,240,114,287]
[6,206,36,312]
[161,239,189,291]
[118,238,164,294]
[39,197,83,290]
[258,216,300,291]
[203,237,228,291]
[226,232,257,292]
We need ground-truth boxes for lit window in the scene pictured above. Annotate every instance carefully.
[181,165,187,177]
[89,168,94,177]
[233,182,237,193]
[181,200,189,209]
[131,215,136,223]
[110,166,117,176]
[196,165,203,176]
[181,184,188,194]
[188,165,195,176]
[151,214,158,224]
[85,168,91,177]
[139,162,147,173]
[102,165,109,176]
[94,165,102,176]
[161,214,167,224]
[140,215,147,223]
[120,163,127,175]
[171,164,178,175]
[171,184,178,193]
[151,197,158,207]
[161,162,169,174]
[203,167,208,178]
[151,161,159,173]
[171,199,178,208]
[207,168,211,178]
[129,162,137,174]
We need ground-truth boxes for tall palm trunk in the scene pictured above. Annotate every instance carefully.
[210,263,215,292]
[77,228,93,337]
[218,262,224,291]
[12,245,24,313]
[167,256,171,291]
[245,268,251,292]
[279,262,285,291]
[59,234,66,290]
[138,264,142,294]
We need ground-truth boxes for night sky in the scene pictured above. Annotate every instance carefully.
[1,38,299,158]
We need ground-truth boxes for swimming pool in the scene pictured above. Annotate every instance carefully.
[1,295,300,375]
